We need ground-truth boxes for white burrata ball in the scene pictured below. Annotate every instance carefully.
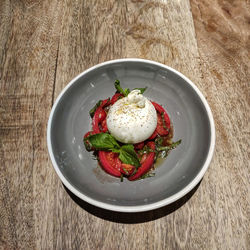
[106,90,157,144]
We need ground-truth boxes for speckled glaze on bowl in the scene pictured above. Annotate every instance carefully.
[47,59,215,212]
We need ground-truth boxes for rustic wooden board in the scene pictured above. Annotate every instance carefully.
[0,0,249,249]
[190,0,250,249]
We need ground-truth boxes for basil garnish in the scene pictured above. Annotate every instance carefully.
[156,139,182,152]
[132,87,147,94]
[87,133,120,150]
[140,172,156,179]
[84,133,140,167]
[119,144,140,167]
[114,80,130,96]
[114,80,147,96]
[89,100,102,118]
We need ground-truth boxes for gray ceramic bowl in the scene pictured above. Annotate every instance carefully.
[47,59,215,212]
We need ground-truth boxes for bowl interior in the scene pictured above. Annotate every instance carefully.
[49,61,211,209]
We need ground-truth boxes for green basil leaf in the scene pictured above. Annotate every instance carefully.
[114,80,130,96]
[155,137,164,146]
[124,88,130,96]
[89,100,102,118]
[114,80,124,94]
[133,87,147,94]
[111,148,120,153]
[114,80,146,96]
[119,144,140,167]
[88,133,120,150]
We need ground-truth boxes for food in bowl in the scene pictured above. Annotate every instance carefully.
[47,59,215,212]
[84,80,181,181]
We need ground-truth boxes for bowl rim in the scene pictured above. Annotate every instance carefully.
[47,58,215,213]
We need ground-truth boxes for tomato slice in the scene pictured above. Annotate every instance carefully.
[134,142,144,150]
[151,101,171,136]
[148,129,157,140]
[100,98,111,108]
[101,118,108,132]
[106,152,121,171]
[98,108,106,122]
[92,107,107,133]
[140,154,148,164]
[92,99,110,134]
[121,163,135,175]
[128,142,155,181]
[83,131,94,151]
[111,93,124,104]
[98,151,122,177]
[156,112,169,136]
[84,131,92,139]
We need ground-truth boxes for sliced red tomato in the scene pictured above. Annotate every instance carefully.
[92,98,110,134]
[101,118,108,132]
[148,129,157,140]
[100,98,111,108]
[151,101,171,136]
[120,163,135,175]
[92,107,107,133]
[111,93,124,104]
[140,154,148,164]
[98,108,106,122]
[134,142,144,150]
[87,99,172,180]
[128,142,155,181]
[156,112,169,136]
[83,131,94,151]
[98,151,122,177]
[84,131,92,139]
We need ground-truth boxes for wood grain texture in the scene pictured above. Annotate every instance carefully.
[0,0,249,249]
[190,0,250,249]
[0,0,63,249]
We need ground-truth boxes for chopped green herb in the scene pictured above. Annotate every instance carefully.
[133,87,147,94]
[89,100,102,118]
[138,145,154,155]
[155,139,182,159]
[156,139,182,152]
[120,174,124,182]
[140,172,156,179]
[155,136,164,146]
[161,112,169,131]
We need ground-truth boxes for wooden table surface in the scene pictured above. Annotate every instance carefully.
[0,0,249,249]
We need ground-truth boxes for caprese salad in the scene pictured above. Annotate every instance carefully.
[84,80,181,181]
